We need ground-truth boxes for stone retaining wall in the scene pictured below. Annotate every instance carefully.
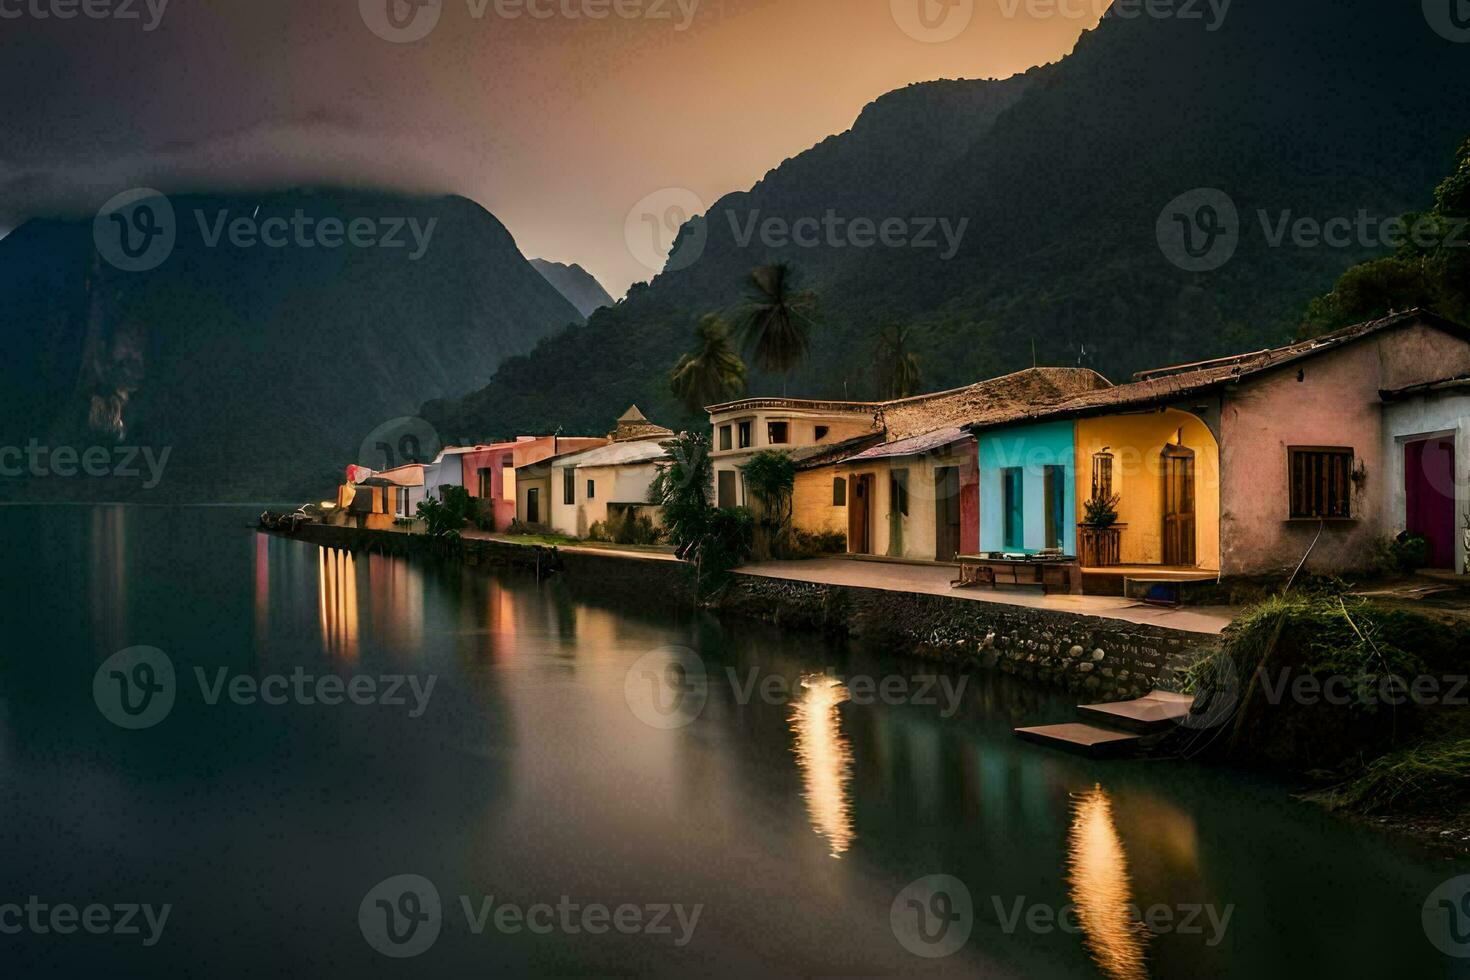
[718,574,1220,700]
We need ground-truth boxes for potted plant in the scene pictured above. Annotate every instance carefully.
[1078,493,1123,566]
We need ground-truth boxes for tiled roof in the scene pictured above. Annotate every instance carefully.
[967,309,1466,433]
[878,367,1112,440]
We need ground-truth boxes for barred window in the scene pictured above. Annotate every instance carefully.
[1288,447,1353,519]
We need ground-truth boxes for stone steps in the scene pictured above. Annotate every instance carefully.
[1014,690,1195,754]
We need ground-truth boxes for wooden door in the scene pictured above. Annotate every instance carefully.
[935,466,961,561]
[526,487,540,525]
[848,475,871,554]
[717,470,737,510]
[1405,438,1456,568]
[1162,446,1196,566]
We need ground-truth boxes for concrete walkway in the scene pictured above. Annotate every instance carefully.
[737,558,1235,635]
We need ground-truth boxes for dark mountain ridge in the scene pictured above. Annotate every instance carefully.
[0,189,582,501]
[427,0,1470,443]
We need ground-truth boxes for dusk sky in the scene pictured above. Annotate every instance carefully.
[0,0,1103,295]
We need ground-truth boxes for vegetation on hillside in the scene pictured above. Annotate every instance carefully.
[1301,136,1470,334]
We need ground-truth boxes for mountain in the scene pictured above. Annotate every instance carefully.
[530,258,614,317]
[426,0,1470,443]
[0,189,583,501]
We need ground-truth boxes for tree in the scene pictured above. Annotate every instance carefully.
[734,263,817,389]
[648,432,752,590]
[1302,136,1470,335]
[875,323,923,398]
[669,314,746,416]
[738,449,796,560]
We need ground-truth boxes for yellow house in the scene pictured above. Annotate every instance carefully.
[1074,408,1221,570]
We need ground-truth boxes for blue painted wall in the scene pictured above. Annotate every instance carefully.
[977,420,1077,554]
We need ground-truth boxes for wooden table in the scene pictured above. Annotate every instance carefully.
[951,554,1083,595]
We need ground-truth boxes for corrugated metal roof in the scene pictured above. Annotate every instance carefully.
[844,427,969,462]
[551,439,671,469]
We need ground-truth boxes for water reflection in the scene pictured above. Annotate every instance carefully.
[88,505,128,652]
[1067,785,1149,980]
[317,547,359,662]
[789,674,854,858]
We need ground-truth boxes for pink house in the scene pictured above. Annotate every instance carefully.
[459,435,608,531]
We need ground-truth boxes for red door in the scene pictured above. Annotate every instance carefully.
[1405,437,1456,568]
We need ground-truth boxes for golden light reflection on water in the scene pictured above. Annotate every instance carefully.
[789,674,854,858]
[1067,785,1149,980]
[317,547,359,662]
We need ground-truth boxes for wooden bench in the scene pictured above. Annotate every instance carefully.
[951,555,1083,595]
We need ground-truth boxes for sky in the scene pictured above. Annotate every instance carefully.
[0,0,1103,296]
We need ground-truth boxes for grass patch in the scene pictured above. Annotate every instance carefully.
[1309,735,1470,814]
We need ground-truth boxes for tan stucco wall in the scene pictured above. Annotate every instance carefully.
[793,467,848,536]
[548,462,661,537]
[839,446,971,561]
[1075,409,1221,569]
[1220,322,1470,577]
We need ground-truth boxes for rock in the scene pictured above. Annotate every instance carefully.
[1092,649,1106,661]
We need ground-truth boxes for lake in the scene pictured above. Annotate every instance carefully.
[0,506,1463,977]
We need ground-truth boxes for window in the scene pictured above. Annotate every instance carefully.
[718,425,732,451]
[1289,447,1353,519]
[1043,465,1066,550]
[737,420,752,449]
[1002,467,1024,549]
[586,479,596,500]
[500,457,516,501]
[717,470,737,509]
[815,425,829,441]
[767,421,789,444]
[395,488,410,518]
[563,469,574,505]
[478,467,492,498]
[1090,450,1114,501]
[890,469,909,516]
[832,477,846,506]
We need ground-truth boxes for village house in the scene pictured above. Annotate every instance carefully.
[458,435,608,531]
[516,406,676,536]
[964,309,1470,582]
[711,368,1109,560]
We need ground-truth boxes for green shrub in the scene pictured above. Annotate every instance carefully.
[791,528,846,557]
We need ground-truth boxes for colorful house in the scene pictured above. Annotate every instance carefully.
[1380,374,1470,573]
[967,309,1470,580]
[459,435,608,531]
[706,397,882,510]
[762,368,1112,560]
[515,406,676,536]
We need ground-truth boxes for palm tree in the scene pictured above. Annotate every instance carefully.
[875,323,922,399]
[734,263,817,390]
[670,314,746,416]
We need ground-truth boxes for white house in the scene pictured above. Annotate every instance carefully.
[1380,374,1470,574]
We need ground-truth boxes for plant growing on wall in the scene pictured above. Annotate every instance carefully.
[1082,492,1121,527]
[739,449,796,559]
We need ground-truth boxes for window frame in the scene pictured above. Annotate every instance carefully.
[563,468,575,505]
[767,420,790,445]
[1287,446,1354,520]
[718,425,732,451]
[737,419,753,449]
[586,479,596,500]
[1002,467,1024,550]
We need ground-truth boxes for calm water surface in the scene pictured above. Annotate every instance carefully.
[0,507,1464,978]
